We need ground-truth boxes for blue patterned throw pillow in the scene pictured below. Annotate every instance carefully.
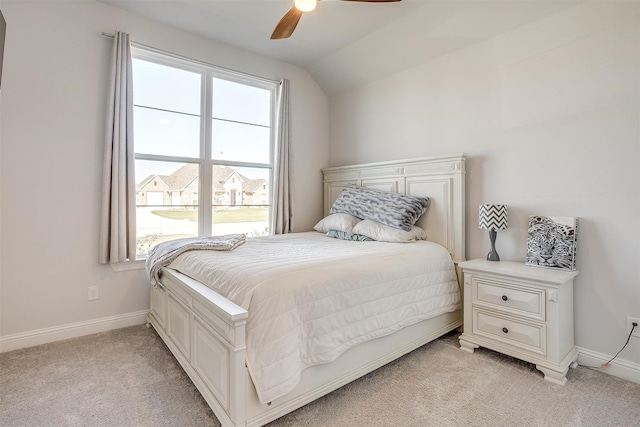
[326,230,373,241]
[329,184,430,231]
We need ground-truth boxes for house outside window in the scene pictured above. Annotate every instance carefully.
[132,48,276,257]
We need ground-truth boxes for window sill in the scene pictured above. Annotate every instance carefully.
[111,259,145,272]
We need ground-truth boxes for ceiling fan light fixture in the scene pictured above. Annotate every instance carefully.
[273,0,401,40]
[294,0,317,12]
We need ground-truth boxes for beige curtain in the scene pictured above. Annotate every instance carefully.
[273,79,293,234]
[99,31,136,264]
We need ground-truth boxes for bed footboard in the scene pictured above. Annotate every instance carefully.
[148,269,248,427]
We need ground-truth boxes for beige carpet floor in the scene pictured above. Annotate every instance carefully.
[1,325,639,427]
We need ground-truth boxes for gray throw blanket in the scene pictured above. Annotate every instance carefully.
[145,234,246,287]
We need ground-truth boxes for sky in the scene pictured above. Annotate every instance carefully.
[132,58,273,183]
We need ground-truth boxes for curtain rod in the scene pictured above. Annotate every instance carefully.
[101,32,280,85]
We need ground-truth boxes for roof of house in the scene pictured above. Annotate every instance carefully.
[137,164,267,192]
[161,164,198,190]
[242,177,267,193]
[136,174,168,190]
[213,165,240,191]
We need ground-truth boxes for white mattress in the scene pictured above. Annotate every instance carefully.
[167,231,461,404]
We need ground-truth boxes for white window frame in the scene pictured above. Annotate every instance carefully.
[132,47,278,243]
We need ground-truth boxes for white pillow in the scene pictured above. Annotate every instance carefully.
[313,213,362,234]
[352,219,427,243]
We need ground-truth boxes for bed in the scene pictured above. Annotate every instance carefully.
[146,154,466,427]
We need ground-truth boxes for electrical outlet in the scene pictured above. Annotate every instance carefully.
[88,286,99,301]
[627,316,640,338]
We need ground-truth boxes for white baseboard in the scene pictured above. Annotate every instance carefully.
[2,313,638,387]
[0,310,149,353]
[576,346,640,384]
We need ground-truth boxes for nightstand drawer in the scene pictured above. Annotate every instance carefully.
[474,279,545,321]
[473,309,546,356]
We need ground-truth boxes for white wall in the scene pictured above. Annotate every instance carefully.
[330,2,640,378]
[0,1,328,343]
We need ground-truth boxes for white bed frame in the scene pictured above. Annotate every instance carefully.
[147,154,466,427]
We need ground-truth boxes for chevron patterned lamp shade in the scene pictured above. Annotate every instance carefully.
[479,204,508,261]
[479,204,508,230]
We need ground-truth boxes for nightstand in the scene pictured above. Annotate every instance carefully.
[458,259,579,385]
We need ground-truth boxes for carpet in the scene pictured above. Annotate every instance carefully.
[1,325,639,426]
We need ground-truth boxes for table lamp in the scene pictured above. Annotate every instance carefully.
[479,204,508,261]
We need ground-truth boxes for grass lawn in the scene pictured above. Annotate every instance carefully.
[151,207,269,223]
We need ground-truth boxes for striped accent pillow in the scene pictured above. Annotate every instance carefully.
[330,184,429,231]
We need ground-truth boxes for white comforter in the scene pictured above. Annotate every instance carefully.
[167,232,461,404]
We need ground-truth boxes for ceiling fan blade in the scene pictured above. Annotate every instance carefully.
[271,6,305,39]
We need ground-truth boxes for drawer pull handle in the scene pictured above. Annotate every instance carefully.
[502,327,509,334]
[501,295,508,301]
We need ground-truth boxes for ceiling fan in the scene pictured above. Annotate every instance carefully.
[271,0,402,39]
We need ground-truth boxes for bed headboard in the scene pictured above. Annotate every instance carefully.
[322,154,466,264]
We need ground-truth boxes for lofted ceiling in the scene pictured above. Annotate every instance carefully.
[98,0,581,95]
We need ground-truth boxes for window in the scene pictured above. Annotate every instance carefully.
[132,48,276,257]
